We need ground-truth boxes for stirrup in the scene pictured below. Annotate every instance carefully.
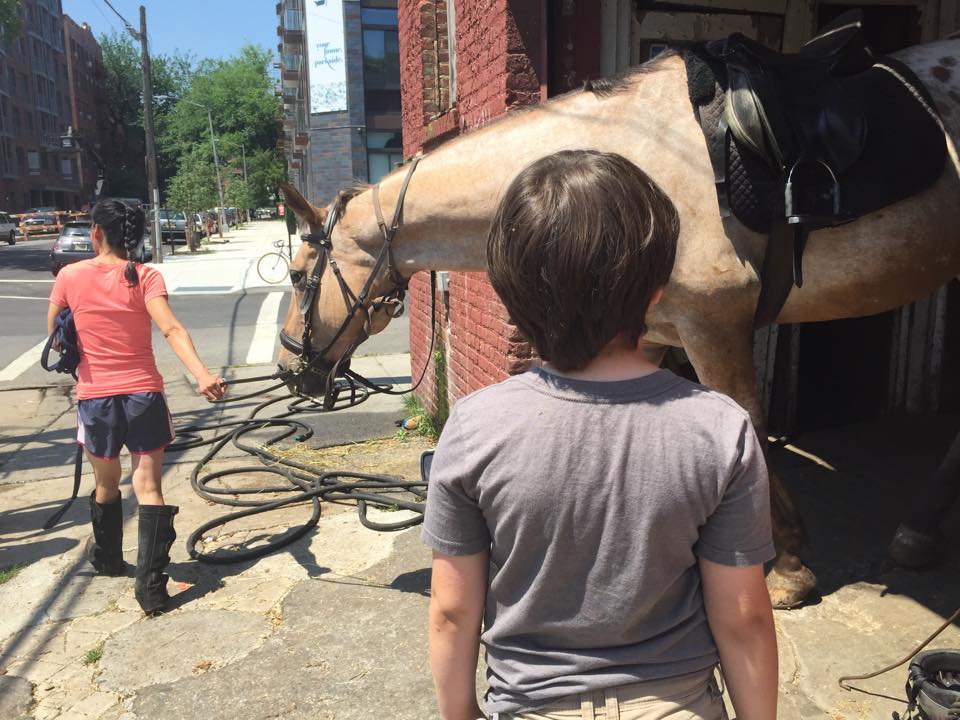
[785,157,841,225]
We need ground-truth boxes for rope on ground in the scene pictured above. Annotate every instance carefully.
[170,373,427,565]
[838,604,960,690]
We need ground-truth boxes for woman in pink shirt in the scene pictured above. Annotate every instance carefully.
[48,199,226,615]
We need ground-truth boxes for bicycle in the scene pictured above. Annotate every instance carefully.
[257,238,292,284]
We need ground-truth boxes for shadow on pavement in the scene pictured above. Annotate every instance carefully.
[772,412,960,619]
[0,243,54,274]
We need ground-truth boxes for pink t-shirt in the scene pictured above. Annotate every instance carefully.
[50,260,167,400]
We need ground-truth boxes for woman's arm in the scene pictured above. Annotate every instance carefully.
[47,302,64,337]
[699,559,778,720]
[429,550,488,720]
[146,296,226,400]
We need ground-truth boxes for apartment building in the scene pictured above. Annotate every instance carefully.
[0,0,102,213]
[306,0,402,207]
[62,15,105,206]
[277,0,312,200]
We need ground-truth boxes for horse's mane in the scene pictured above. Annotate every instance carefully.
[330,48,679,213]
[582,48,679,97]
[330,184,370,216]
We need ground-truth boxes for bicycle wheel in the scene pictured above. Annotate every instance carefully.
[257,252,289,284]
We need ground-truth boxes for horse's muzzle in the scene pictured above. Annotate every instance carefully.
[296,368,329,398]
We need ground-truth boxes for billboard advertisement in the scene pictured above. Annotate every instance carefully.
[306,0,347,113]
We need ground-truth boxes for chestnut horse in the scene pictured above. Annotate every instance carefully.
[277,40,960,607]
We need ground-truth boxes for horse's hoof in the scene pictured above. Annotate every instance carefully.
[888,523,941,569]
[766,565,817,609]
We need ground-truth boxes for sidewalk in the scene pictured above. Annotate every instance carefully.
[150,220,293,295]
[0,354,437,720]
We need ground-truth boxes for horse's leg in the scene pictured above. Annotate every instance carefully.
[678,320,817,608]
[889,428,960,567]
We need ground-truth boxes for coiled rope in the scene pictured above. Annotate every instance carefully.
[170,373,428,564]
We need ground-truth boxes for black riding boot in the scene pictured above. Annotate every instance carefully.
[85,491,127,576]
[135,504,179,615]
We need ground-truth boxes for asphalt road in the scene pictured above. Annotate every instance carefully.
[0,238,410,390]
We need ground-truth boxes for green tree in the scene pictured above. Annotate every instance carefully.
[246,149,287,208]
[99,32,145,198]
[167,152,217,252]
[0,0,21,41]
[99,31,194,199]
[225,177,254,223]
[159,45,281,173]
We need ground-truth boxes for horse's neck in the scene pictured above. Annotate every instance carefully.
[357,58,690,275]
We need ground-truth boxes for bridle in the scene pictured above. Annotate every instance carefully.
[279,155,432,409]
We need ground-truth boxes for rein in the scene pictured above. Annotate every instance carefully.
[281,155,437,409]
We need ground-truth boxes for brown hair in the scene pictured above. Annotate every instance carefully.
[486,150,679,372]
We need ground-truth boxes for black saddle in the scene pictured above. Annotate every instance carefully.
[684,11,946,326]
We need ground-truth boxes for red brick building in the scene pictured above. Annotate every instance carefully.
[63,16,105,209]
[400,0,960,428]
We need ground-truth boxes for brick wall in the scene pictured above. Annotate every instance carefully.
[400,0,545,417]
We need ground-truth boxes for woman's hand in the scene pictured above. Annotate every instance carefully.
[195,371,227,401]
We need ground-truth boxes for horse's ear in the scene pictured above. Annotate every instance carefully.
[280,182,325,228]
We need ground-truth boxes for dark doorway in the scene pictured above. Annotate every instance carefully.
[817,5,922,54]
[780,5,922,431]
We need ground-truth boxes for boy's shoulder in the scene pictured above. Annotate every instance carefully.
[667,375,753,421]
[451,369,752,428]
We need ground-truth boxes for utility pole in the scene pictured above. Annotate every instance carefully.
[207,111,227,237]
[133,6,162,263]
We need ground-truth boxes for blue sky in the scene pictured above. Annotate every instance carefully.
[61,0,278,61]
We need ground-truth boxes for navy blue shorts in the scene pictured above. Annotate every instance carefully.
[76,392,175,459]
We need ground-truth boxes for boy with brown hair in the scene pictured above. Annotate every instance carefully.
[422,150,777,720]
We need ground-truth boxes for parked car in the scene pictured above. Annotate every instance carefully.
[0,211,17,245]
[214,207,237,228]
[50,222,153,275]
[254,207,275,220]
[151,209,187,244]
[21,214,60,236]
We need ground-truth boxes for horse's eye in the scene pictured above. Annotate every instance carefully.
[289,269,304,286]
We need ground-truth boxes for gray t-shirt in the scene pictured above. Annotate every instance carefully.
[421,368,774,715]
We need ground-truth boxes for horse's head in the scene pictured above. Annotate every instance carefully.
[277,181,408,402]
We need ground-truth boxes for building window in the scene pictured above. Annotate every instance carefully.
[362,25,399,90]
[27,150,39,175]
[367,131,403,184]
[419,1,456,117]
[0,138,13,178]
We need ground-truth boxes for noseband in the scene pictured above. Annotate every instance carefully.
[280,155,422,408]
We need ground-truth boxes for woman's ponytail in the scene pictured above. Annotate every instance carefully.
[122,205,145,287]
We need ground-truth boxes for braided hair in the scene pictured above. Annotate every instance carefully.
[91,199,146,287]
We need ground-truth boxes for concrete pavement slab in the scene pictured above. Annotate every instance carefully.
[98,610,273,693]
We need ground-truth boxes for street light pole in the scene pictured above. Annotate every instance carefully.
[205,109,228,238]
[215,137,249,222]
[179,98,227,238]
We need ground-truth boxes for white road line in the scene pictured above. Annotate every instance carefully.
[0,337,49,382]
[0,295,47,301]
[0,279,54,283]
[245,292,284,365]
